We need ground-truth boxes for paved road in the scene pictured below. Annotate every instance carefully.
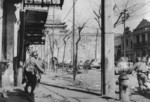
[33,84,118,102]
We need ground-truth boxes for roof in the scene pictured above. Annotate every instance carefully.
[134,19,150,30]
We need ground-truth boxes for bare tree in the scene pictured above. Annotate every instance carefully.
[44,32,54,71]
[88,0,101,30]
[73,21,88,80]
[68,17,89,80]
[48,35,54,71]
[89,0,101,61]
[62,33,70,75]
[54,38,63,61]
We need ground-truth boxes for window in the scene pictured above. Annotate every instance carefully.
[145,27,148,31]
[134,37,136,43]
[145,33,148,41]
[130,41,132,48]
[140,35,142,42]
[138,30,140,33]
[126,39,128,47]
[142,34,145,43]
[136,35,140,43]
[122,43,124,50]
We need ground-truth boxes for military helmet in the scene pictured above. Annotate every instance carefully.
[119,57,125,62]
[30,51,38,57]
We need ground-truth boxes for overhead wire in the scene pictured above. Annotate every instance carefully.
[129,10,150,20]
[115,0,150,15]
[114,0,150,28]
[113,0,121,13]
[62,0,78,21]
[128,2,150,19]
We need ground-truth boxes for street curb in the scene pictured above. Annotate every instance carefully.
[40,82,101,96]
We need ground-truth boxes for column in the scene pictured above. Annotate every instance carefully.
[102,0,116,97]
[0,0,3,61]
[0,0,4,87]
[14,3,21,86]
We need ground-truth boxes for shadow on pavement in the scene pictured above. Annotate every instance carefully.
[137,91,150,100]
[101,95,120,102]
[7,88,35,102]
[130,89,150,101]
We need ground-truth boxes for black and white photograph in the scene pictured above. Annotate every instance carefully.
[0,0,150,102]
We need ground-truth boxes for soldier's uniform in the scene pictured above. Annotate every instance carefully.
[23,52,44,94]
[131,58,148,92]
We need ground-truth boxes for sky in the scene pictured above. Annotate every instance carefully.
[60,0,100,33]
[113,0,150,34]
[59,0,150,34]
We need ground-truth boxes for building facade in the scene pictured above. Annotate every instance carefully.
[121,19,150,62]
[133,19,150,58]
[121,27,134,61]
[114,35,122,61]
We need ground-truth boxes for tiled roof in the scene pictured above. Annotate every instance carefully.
[135,19,150,30]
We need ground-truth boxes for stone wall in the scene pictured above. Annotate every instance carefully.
[32,32,101,63]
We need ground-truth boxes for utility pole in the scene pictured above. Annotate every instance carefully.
[0,1,3,61]
[72,0,75,79]
[52,5,55,58]
[123,9,126,57]
[101,0,105,95]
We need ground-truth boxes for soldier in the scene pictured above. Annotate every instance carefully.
[130,56,148,93]
[22,51,45,95]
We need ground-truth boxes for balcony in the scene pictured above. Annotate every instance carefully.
[134,41,149,49]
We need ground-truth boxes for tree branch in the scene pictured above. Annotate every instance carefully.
[114,12,123,28]
[99,4,101,15]
[93,10,100,19]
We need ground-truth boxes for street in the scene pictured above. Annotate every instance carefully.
[1,0,150,102]
[25,69,150,102]
[35,84,105,102]
[0,69,148,102]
